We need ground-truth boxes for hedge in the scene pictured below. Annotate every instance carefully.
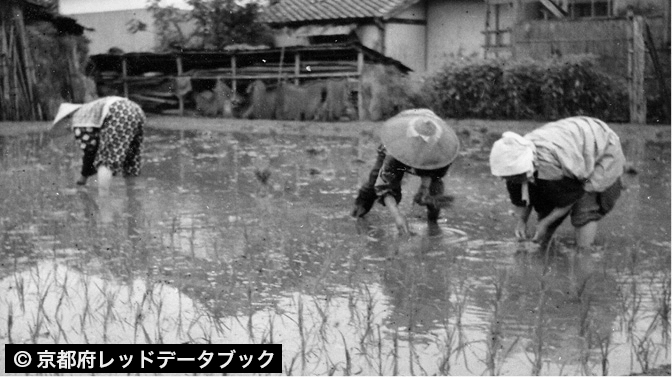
[416,55,630,122]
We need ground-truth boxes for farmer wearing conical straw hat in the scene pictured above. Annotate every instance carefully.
[489,116,625,250]
[52,96,145,194]
[351,109,460,234]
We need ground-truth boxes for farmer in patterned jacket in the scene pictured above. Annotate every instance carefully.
[53,96,145,193]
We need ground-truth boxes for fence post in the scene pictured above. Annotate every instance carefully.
[294,52,300,86]
[176,55,184,115]
[231,55,237,93]
[627,12,646,124]
[122,56,129,99]
[357,50,364,121]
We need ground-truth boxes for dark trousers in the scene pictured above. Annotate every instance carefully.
[81,145,99,177]
[352,151,448,221]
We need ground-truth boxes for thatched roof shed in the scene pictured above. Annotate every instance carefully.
[1,0,87,121]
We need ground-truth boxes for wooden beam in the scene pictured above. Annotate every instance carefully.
[1,16,11,120]
[644,21,670,122]
[485,2,491,58]
[495,3,501,57]
[294,52,300,86]
[357,50,364,121]
[13,5,38,119]
[231,55,237,93]
[122,57,129,99]
[539,0,565,18]
[176,56,184,115]
[627,13,646,124]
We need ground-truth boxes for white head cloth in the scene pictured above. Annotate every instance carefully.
[489,131,536,177]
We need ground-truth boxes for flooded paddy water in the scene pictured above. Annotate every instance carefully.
[0,118,669,375]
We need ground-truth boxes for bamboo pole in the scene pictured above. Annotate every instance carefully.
[13,40,30,119]
[627,12,646,124]
[12,50,23,119]
[7,23,18,120]
[122,56,129,98]
[644,21,670,123]
[231,55,237,93]
[0,16,10,120]
[69,40,81,101]
[176,55,184,115]
[357,49,364,120]
[294,52,300,86]
[277,45,285,83]
[665,0,671,46]
[485,2,492,58]
[13,5,37,119]
[494,4,501,58]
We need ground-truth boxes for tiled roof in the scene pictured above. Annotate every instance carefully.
[261,0,421,24]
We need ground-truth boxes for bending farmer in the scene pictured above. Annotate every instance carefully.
[489,116,625,249]
[352,109,460,234]
[53,96,145,192]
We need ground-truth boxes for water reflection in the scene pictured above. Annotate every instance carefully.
[0,125,669,375]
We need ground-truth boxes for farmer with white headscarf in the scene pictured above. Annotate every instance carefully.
[52,96,145,193]
[489,116,625,249]
[352,109,460,234]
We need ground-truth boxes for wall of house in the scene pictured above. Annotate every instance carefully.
[67,9,158,54]
[59,0,144,14]
[383,1,427,73]
[273,27,311,47]
[384,24,427,73]
[426,0,486,73]
[394,1,427,19]
[613,0,666,16]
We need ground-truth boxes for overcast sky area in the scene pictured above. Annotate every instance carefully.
[59,0,190,14]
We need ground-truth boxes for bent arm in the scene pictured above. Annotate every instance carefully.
[532,203,573,242]
[384,195,409,234]
[513,205,533,239]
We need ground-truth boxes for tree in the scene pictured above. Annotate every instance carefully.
[146,0,273,51]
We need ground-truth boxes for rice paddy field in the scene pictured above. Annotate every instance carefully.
[0,117,670,375]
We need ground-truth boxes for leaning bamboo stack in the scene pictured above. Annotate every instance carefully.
[0,3,41,121]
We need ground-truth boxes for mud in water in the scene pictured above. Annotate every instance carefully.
[0,125,669,375]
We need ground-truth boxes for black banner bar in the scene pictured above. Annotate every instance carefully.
[5,344,281,373]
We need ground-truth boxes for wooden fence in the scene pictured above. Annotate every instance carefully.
[512,15,670,124]
[88,43,411,121]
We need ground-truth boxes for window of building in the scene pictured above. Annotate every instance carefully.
[567,0,612,18]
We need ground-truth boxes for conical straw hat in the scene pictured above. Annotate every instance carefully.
[53,103,82,126]
[379,109,460,170]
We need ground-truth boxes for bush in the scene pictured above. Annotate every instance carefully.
[418,55,629,122]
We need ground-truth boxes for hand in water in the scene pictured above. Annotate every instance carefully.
[515,220,529,240]
[394,216,410,235]
[531,223,548,243]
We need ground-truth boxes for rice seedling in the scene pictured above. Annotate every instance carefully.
[6,302,14,344]
[595,328,612,376]
[527,248,551,376]
[0,126,669,376]
[298,294,307,374]
[392,326,399,376]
